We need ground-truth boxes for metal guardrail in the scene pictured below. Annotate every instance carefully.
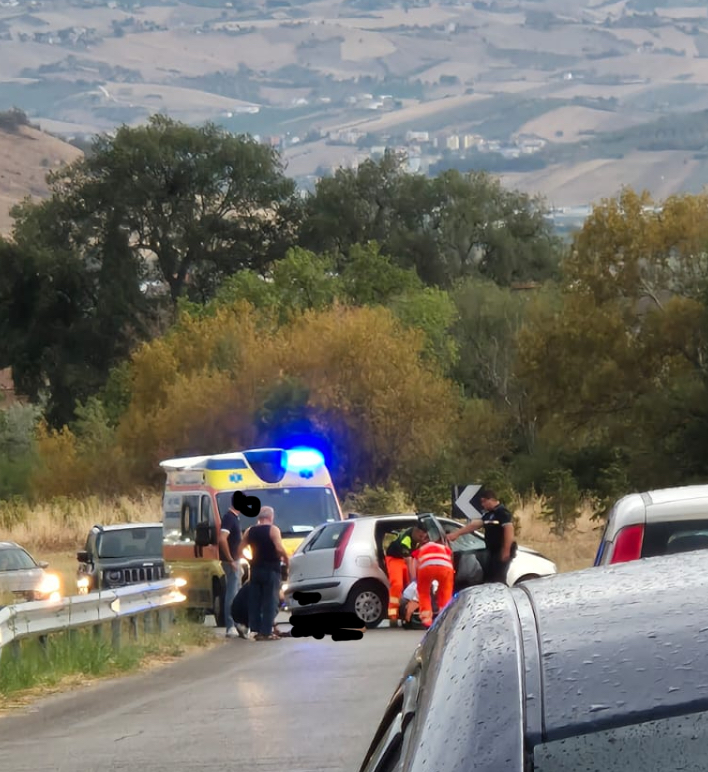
[0,578,187,655]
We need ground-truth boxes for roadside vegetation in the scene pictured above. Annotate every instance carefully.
[0,113,706,563]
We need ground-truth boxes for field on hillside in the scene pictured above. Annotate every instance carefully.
[0,123,82,235]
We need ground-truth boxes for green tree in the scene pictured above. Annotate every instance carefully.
[0,234,152,428]
[300,156,561,288]
[13,114,300,307]
[430,170,561,287]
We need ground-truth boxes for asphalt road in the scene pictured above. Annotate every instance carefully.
[0,621,422,772]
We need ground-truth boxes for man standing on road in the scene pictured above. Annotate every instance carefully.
[384,521,428,625]
[218,492,249,639]
[237,506,290,641]
[447,489,517,584]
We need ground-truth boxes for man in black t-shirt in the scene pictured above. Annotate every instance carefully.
[447,489,517,584]
[218,493,247,639]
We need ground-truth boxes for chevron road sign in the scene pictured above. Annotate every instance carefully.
[451,484,483,520]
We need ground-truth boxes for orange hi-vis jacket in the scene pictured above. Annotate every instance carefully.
[414,541,454,570]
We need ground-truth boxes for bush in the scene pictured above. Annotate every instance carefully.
[341,482,415,516]
[0,107,30,133]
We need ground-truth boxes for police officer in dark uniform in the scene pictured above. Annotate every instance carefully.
[448,489,517,584]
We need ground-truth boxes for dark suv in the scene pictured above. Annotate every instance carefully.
[77,523,169,594]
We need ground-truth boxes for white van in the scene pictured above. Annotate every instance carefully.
[593,484,708,566]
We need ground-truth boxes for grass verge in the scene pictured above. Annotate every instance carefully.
[0,610,219,709]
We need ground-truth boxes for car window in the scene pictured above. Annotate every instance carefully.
[533,709,708,771]
[305,522,351,551]
[0,547,37,571]
[642,520,708,558]
[439,519,486,551]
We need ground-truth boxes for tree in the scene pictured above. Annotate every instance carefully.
[13,114,300,307]
[299,150,411,260]
[514,187,708,495]
[429,170,560,287]
[300,156,561,288]
[0,232,153,427]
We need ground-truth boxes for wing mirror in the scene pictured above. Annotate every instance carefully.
[76,550,89,563]
[195,521,216,547]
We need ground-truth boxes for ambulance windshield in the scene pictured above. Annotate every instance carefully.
[216,487,339,536]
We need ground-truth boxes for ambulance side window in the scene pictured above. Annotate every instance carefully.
[200,495,215,527]
[180,495,200,540]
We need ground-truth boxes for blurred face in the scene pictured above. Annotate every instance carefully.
[414,528,429,544]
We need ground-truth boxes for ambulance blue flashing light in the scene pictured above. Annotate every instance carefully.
[286,447,325,473]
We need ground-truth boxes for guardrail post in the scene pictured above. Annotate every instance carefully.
[129,615,138,642]
[144,610,154,636]
[93,623,102,642]
[111,618,121,651]
[158,608,169,634]
[9,639,20,660]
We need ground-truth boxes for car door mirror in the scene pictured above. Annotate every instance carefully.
[76,551,89,563]
[195,521,215,547]
[38,560,49,569]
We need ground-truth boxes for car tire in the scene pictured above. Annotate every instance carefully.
[346,580,387,629]
[213,577,226,628]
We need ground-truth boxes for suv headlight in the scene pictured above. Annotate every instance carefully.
[77,576,90,594]
[106,570,123,583]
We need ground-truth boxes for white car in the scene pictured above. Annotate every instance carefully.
[284,512,557,628]
[0,541,62,607]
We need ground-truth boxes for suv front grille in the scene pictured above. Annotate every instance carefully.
[125,566,164,583]
[106,566,165,585]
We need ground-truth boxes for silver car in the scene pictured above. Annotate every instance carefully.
[283,512,556,627]
[0,541,62,607]
[594,483,708,566]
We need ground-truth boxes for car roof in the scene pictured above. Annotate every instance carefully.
[521,551,708,741]
[644,483,708,504]
[604,484,708,538]
[400,550,708,772]
[92,522,163,532]
[0,541,25,550]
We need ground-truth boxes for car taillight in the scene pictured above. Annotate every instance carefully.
[610,524,644,564]
[334,523,355,570]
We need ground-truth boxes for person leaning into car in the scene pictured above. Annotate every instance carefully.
[447,489,517,584]
[384,520,427,624]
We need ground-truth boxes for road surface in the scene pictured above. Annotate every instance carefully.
[0,623,422,772]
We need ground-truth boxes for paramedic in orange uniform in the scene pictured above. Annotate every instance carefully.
[412,535,455,628]
[384,522,427,624]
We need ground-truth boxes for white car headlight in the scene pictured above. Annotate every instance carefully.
[38,573,61,596]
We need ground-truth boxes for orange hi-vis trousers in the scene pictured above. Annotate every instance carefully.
[385,556,410,621]
[418,565,454,628]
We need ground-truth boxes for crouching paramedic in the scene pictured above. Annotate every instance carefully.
[385,522,427,623]
[412,536,455,628]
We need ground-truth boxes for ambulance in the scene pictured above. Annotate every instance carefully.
[159,446,344,625]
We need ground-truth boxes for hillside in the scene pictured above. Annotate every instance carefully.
[3,0,708,202]
[0,121,83,236]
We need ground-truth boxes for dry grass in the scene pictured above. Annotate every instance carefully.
[514,498,603,573]
[0,492,163,552]
[0,124,82,236]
